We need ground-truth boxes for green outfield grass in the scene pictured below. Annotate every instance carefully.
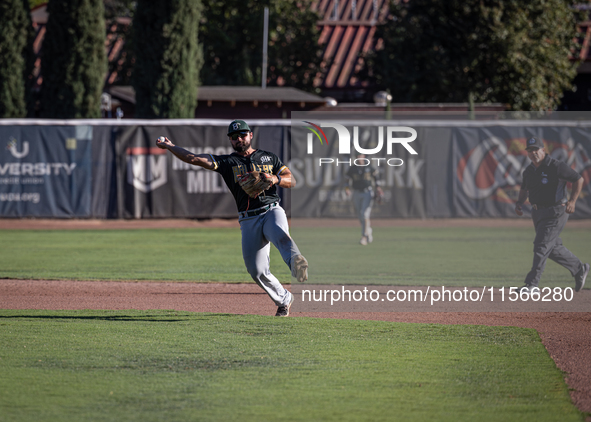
[0,309,582,422]
[0,226,589,287]
[292,225,591,286]
[0,228,254,282]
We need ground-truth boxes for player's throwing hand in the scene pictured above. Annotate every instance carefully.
[156,136,173,149]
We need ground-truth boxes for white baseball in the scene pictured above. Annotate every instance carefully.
[158,136,165,142]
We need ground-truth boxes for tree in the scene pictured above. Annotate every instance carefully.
[104,0,135,86]
[39,0,107,118]
[28,0,46,8]
[132,0,202,119]
[363,0,581,111]
[0,0,35,117]
[199,0,323,92]
[104,0,135,22]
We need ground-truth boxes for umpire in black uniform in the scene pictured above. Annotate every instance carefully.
[515,137,589,292]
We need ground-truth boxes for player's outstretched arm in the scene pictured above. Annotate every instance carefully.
[156,137,215,170]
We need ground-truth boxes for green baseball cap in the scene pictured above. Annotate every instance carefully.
[227,119,251,135]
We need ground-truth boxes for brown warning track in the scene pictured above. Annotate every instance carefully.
[1,218,590,418]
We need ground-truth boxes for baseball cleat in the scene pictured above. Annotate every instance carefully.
[575,263,589,292]
[360,236,368,245]
[292,255,308,283]
[275,292,294,317]
[516,284,538,293]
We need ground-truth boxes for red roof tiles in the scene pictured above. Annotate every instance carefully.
[312,0,389,89]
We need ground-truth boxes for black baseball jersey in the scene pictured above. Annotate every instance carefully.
[210,149,287,212]
[521,154,581,207]
[346,165,378,191]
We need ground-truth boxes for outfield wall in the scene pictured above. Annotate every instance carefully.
[0,119,590,219]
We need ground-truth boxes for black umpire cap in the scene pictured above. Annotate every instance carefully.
[525,137,544,151]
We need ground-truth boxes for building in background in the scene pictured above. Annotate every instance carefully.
[26,2,591,115]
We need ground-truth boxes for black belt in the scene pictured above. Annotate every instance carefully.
[238,202,278,218]
[356,187,373,193]
[531,202,565,210]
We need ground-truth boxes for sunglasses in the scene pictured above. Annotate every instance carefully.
[230,131,250,141]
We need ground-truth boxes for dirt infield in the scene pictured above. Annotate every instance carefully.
[1,218,590,418]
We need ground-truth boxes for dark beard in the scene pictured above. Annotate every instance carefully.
[232,140,250,153]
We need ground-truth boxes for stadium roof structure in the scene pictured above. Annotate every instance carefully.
[106,85,326,106]
[106,85,327,119]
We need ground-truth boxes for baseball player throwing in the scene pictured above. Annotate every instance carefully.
[156,119,308,316]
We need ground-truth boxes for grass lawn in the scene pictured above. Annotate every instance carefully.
[0,310,582,422]
[291,225,590,286]
[0,226,589,287]
[0,228,252,282]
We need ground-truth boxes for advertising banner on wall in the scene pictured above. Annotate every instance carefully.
[0,117,589,220]
[0,125,92,217]
[452,124,591,218]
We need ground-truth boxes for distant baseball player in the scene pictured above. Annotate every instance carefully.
[345,154,383,245]
[514,137,589,292]
[156,119,308,316]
